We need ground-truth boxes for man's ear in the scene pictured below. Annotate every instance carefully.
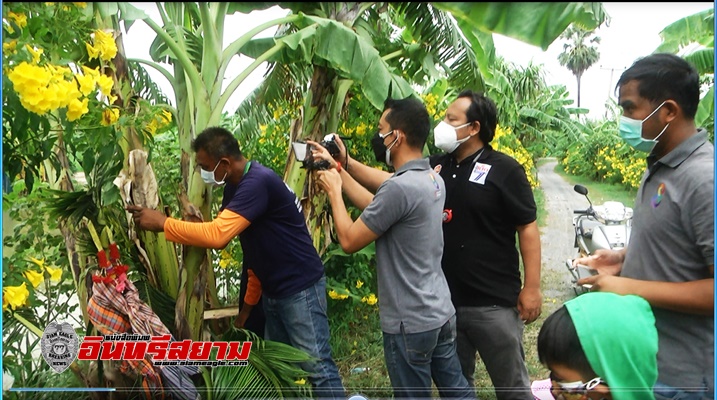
[663,100,680,123]
[470,121,481,137]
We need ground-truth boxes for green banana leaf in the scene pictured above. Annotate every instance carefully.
[239,14,415,109]
[432,2,609,51]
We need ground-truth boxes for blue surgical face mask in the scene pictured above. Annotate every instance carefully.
[200,160,227,186]
[618,101,669,153]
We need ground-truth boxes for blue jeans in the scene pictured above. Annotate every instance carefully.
[654,381,714,400]
[263,275,345,399]
[383,315,476,399]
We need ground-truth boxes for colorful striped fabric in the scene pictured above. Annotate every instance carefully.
[88,276,200,400]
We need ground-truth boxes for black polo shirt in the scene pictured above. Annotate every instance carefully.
[429,145,537,307]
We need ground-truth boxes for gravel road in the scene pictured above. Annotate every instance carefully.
[536,158,592,297]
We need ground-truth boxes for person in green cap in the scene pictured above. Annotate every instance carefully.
[537,292,658,400]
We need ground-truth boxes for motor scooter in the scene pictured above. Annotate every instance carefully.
[566,184,633,295]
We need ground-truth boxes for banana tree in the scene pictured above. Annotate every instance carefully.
[231,2,608,255]
[655,7,714,134]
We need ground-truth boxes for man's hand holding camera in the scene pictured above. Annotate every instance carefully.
[307,138,343,197]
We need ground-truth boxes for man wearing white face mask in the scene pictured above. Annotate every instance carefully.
[127,127,345,399]
[574,53,714,400]
[428,90,542,400]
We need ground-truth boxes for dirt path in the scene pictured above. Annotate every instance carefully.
[536,158,591,298]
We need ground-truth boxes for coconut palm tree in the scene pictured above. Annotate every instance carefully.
[558,24,601,108]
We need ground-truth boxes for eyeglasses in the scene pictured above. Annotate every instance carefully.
[550,373,605,400]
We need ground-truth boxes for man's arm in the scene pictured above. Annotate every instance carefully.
[127,205,250,249]
[578,267,714,315]
[516,221,542,324]
[235,269,261,328]
[338,168,375,211]
[344,154,392,193]
[317,169,379,253]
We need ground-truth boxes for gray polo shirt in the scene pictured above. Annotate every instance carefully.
[360,158,455,334]
[621,129,714,391]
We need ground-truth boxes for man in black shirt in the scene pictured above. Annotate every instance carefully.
[428,90,542,400]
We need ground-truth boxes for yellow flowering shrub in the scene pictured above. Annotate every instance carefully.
[492,125,539,188]
[328,289,349,300]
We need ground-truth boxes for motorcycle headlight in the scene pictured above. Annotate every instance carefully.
[594,201,631,223]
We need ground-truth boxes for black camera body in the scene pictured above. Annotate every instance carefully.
[301,137,341,171]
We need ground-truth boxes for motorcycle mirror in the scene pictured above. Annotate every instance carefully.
[574,185,588,196]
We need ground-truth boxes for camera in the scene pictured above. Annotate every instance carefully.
[291,135,342,171]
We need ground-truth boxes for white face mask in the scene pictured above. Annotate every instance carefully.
[200,160,227,186]
[434,121,472,153]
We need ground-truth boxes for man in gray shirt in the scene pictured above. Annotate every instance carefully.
[576,53,713,400]
[314,97,474,399]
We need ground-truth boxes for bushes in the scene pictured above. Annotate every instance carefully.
[559,123,645,190]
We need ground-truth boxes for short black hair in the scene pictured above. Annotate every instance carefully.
[192,126,242,160]
[537,306,596,379]
[616,53,700,119]
[383,96,431,149]
[456,90,498,144]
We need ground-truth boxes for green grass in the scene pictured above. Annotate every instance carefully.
[553,163,638,208]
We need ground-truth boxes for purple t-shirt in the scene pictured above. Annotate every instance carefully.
[220,162,324,299]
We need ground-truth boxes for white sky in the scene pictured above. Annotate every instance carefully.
[123,3,714,120]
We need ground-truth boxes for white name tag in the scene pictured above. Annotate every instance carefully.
[469,162,492,185]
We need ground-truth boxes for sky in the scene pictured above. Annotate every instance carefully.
[122,2,714,120]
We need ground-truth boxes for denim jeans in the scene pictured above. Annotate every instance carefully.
[654,381,715,400]
[263,275,345,399]
[383,315,476,399]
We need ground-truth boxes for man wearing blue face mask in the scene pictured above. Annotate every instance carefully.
[127,126,345,399]
[574,53,714,400]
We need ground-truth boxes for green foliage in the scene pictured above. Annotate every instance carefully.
[209,328,314,400]
[558,120,646,190]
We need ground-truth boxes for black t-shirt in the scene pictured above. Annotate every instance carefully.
[220,162,324,299]
[429,146,536,307]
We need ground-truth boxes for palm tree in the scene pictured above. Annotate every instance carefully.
[557,24,601,108]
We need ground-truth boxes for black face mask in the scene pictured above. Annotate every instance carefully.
[371,130,388,164]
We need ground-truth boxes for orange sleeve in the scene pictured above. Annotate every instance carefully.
[163,209,250,249]
[244,269,262,306]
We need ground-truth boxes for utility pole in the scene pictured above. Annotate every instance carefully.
[600,65,627,118]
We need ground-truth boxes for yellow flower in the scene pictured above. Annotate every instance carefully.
[3,40,17,54]
[97,74,114,96]
[76,72,96,96]
[294,378,306,385]
[3,283,30,311]
[328,290,349,300]
[101,108,120,126]
[24,269,44,288]
[45,266,62,282]
[86,29,117,61]
[66,98,89,121]
[8,11,27,29]
[45,2,55,5]
[355,280,364,289]
[25,44,44,64]
[73,2,87,7]
[219,258,230,269]
[361,293,378,305]
[28,256,45,269]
